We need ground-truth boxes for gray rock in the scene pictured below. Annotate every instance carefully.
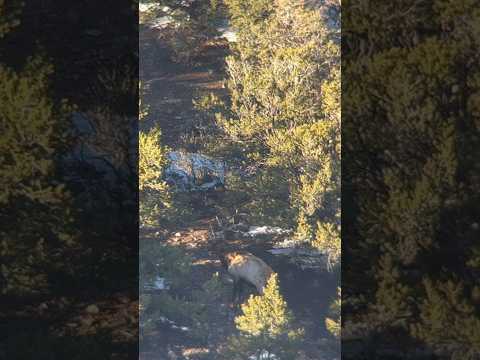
[164,151,226,192]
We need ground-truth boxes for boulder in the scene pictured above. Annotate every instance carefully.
[164,151,226,192]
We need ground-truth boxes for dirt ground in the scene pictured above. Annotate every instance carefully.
[140,24,228,148]
[139,23,339,360]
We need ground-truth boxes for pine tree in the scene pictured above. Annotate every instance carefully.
[325,287,341,338]
[343,0,480,356]
[139,127,172,227]
[412,278,480,360]
[222,273,304,359]
[235,274,291,337]
[150,0,226,63]
[218,0,340,258]
[224,0,273,33]
[0,10,76,294]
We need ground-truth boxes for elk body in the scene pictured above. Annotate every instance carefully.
[210,220,275,302]
[221,250,274,300]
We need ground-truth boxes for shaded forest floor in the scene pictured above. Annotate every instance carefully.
[1,269,139,359]
[139,24,339,360]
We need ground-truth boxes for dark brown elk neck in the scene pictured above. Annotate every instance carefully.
[210,239,230,268]
[212,242,250,269]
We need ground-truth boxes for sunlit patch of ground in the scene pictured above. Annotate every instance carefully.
[166,228,210,249]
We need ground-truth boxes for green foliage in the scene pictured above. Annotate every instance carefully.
[139,88,195,227]
[313,221,340,269]
[411,278,480,360]
[221,274,304,359]
[87,63,138,115]
[139,127,173,226]
[139,127,169,193]
[325,287,341,339]
[0,0,23,38]
[139,241,195,334]
[216,0,340,256]
[153,0,226,63]
[344,0,480,356]
[140,241,229,342]
[235,274,291,337]
[0,57,76,295]
[140,240,192,288]
[139,81,149,121]
[190,272,230,340]
[224,0,273,29]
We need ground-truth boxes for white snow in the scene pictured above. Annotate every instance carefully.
[143,276,170,290]
[149,16,174,29]
[154,277,168,290]
[158,316,190,332]
[248,350,279,360]
[246,226,292,237]
[217,28,237,42]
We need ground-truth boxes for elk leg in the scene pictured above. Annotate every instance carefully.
[232,278,246,303]
[232,278,239,303]
[237,279,244,301]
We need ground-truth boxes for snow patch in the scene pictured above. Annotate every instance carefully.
[149,16,174,29]
[158,316,190,332]
[143,276,170,291]
[216,28,237,42]
[248,350,279,360]
[246,226,292,237]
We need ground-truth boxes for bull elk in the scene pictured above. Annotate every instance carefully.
[210,224,275,302]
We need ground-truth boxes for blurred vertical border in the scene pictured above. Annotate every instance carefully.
[342,0,480,359]
[0,0,139,358]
